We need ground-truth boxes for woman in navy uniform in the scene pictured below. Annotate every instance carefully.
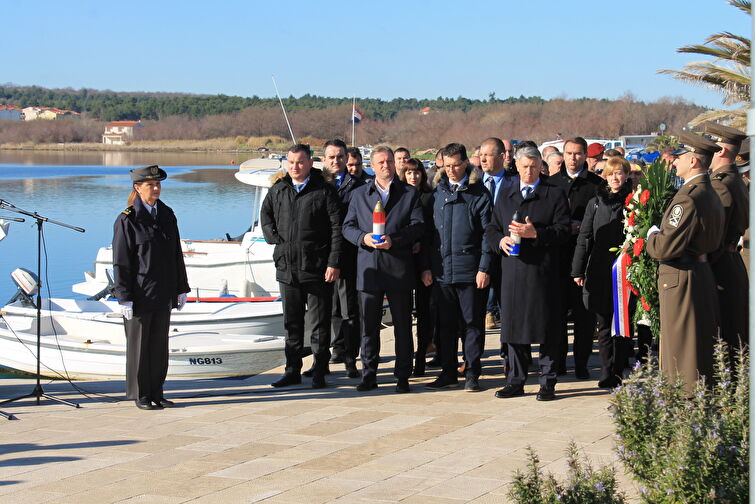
[112,165,190,410]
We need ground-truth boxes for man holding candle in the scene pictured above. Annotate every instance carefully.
[342,146,425,393]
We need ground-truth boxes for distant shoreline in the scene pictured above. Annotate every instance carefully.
[0,140,276,154]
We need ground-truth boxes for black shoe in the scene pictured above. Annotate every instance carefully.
[345,363,360,379]
[425,376,459,389]
[312,376,327,389]
[154,398,175,408]
[395,378,410,394]
[575,367,590,380]
[330,354,345,364]
[464,377,482,392]
[536,386,556,401]
[135,397,155,410]
[271,373,302,388]
[426,357,442,368]
[494,384,524,398]
[303,366,331,378]
[598,377,621,389]
[356,381,378,392]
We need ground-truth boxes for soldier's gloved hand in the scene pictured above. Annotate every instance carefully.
[177,293,187,311]
[646,225,660,238]
[119,301,133,321]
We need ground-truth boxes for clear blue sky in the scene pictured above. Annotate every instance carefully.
[2,0,749,109]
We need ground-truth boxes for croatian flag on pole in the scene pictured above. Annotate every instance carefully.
[352,106,364,123]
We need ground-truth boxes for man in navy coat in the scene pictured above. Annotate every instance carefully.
[342,146,424,393]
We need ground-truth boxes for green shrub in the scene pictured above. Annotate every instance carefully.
[611,340,749,503]
[509,442,626,504]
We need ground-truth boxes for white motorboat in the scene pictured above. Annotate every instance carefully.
[0,296,285,380]
[72,163,284,298]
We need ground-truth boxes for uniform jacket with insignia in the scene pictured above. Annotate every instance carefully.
[711,163,749,250]
[260,168,343,285]
[112,198,190,312]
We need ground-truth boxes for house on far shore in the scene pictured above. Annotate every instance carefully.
[102,120,142,145]
[22,106,81,120]
[0,105,23,120]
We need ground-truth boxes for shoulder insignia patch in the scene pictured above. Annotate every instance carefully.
[668,204,683,228]
[714,172,727,181]
[122,207,133,215]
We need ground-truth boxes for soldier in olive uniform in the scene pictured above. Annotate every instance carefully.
[703,122,749,354]
[646,133,725,394]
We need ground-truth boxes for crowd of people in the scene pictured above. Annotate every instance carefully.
[113,125,750,409]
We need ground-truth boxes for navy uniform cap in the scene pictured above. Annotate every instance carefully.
[736,137,750,174]
[130,165,167,182]
[672,132,722,157]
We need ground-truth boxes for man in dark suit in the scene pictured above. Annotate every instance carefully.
[322,139,363,378]
[342,146,424,393]
[485,146,570,401]
[548,137,604,378]
[260,144,342,389]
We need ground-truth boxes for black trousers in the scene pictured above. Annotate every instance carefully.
[435,282,486,379]
[559,279,594,370]
[506,336,558,388]
[280,280,333,376]
[359,289,414,383]
[330,275,360,365]
[595,312,630,382]
[413,282,434,362]
[124,309,171,401]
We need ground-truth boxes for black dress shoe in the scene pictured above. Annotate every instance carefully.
[575,367,591,380]
[135,398,155,410]
[597,377,621,389]
[330,354,345,364]
[395,378,410,394]
[536,386,556,401]
[464,377,482,392]
[345,363,360,379]
[271,373,302,388]
[494,384,525,398]
[425,376,459,389]
[303,366,330,378]
[154,398,175,408]
[356,381,378,392]
[311,376,327,389]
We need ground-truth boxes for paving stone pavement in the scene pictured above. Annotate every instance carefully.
[0,326,640,503]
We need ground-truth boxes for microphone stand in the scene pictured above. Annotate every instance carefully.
[0,200,85,416]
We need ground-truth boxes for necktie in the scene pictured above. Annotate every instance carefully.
[486,177,496,202]
[452,184,458,192]
[336,175,342,187]
[151,207,157,220]
[522,186,532,199]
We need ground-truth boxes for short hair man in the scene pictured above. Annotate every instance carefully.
[646,132,724,394]
[545,151,564,176]
[261,144,343,389]
[320,139,364,379]
[342,146,425,393]
[586,143,605,172]
[549,137,604,378]
[395,147,411,178]
[485,146,570,401]
[502,139,514,173]
[346,147,372,182]
[424,143,492,392]
[704,122,750,356]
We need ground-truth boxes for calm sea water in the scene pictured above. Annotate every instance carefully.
[0,154,256,317]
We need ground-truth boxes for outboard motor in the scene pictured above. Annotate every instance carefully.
[8,267,39,306]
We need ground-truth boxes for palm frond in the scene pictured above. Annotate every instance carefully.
[728,0,751,15]
[688,108,748,129]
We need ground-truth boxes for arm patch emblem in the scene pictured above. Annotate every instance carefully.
[668,204,683,228]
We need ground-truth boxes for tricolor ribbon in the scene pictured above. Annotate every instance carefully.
[611,250,632,337]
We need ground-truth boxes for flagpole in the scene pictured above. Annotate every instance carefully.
[272,75,296,144]
[351,96,356,147]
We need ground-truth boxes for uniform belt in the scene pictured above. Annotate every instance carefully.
[661,253,707,266]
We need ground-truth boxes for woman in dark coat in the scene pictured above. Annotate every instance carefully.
[112,165,190,410]
[400,158,435,376]
[571,156,632,388]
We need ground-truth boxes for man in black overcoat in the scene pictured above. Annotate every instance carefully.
[260,144,342,389]
[485,146,570,401]
[342,146,424,393]
[548,137,604,378]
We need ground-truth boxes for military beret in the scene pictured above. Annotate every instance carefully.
[130,165,167,183]
[672,132,722,157]
[703,121,748,145]
[586,143,605,158]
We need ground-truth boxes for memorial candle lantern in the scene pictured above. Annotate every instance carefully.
[372,200,386,244]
